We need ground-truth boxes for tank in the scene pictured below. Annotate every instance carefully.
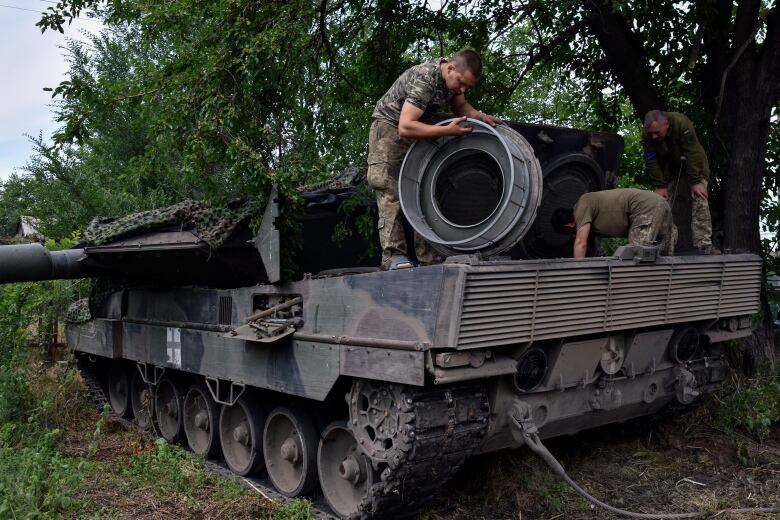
[0,120,761,519]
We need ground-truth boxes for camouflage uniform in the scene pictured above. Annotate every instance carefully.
[574,188,674,255]
[642,112,713,248]
[368,59,451,269]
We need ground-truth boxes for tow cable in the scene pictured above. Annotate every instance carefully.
[508,403,780,519]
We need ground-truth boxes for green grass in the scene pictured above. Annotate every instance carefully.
[0,424,88,518]
[0,277,310,519]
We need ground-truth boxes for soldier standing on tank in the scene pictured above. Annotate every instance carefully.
[368,49,503,270]
[642,110,718,254]
[551,188,674,258]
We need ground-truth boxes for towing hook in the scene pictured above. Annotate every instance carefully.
[508,400,567,478]
[507,401,537,443]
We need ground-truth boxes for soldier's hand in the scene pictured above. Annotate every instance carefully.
[478,113,504,127]
[445,116,473,136]
[690,182,708,200]
[655,186,670,200]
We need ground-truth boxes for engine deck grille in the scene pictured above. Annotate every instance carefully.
[456,257,761,348]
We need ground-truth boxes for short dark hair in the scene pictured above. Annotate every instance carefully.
[644,110,668,128]
[451,49,482,78]
[551,208,575,234]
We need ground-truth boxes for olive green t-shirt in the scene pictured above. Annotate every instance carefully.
[573,189,664,237]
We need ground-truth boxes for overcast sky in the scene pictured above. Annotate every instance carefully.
[0,2,101,181]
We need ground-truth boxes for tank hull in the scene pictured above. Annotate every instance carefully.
[68,250,759,447]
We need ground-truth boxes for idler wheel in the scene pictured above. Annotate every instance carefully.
[399,118,543,257]
[130,369,154,430]
[263,407,319,497]
[108,361,132,418]
[155,377,185,442]
[318,421,374,518]
[183,384,221,458]
[219,395,266,476]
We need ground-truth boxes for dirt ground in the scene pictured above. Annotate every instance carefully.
[57,370,780,520]
[428,404,780,520]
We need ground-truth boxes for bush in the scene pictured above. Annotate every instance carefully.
[710,371,780,440]
[0,361,32,424]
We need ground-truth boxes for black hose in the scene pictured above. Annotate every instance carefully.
[510,415,780,519]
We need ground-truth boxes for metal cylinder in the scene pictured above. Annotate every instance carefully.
[0,243,93,283]
[399,118,543,257]
[511,153,604,259]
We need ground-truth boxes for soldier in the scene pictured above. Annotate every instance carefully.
[642,110,718,254]
[551,188,674,258]
[368,49,503,270]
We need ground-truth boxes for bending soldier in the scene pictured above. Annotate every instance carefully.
[367,49,502,270]
[642,110,717,254]
[551,188,674,258]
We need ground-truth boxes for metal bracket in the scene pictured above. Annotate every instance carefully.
[507,400,538,446]
[443,254,482,265]
[614,245,660,262]
[137,362,164,386]
[254,187,281,283]
[205,376,245,406]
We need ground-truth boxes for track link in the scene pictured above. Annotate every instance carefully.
[350,381,490,519]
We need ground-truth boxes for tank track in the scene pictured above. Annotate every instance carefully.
[77,358,109,411]
[75,360,337,519]
[351,382,490,519]
[76,361,488,519]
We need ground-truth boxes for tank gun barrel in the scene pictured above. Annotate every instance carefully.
[0,243,97,284]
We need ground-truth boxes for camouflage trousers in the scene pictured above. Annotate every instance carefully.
[366,120,443,270]
[627,199,675,255]
[668,179,713,248]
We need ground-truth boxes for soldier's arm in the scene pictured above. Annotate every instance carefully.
[399,102,472,139]
[679,125,709,184]
[642,139,667,187]
[451,95,503,126]
[573,223,591,258]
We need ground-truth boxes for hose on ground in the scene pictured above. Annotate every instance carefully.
[509,413,780,519]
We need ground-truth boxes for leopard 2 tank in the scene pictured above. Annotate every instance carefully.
[0,119,760,519]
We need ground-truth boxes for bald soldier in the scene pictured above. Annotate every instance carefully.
[642,110,717,254]
[367,49,503,270]
[551,188,674,257]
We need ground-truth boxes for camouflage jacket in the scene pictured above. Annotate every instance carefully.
[642,112,710,186]
[371,59,451,126]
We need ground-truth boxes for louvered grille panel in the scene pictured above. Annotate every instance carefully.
[456,259,761,348]
[218,296,233,325]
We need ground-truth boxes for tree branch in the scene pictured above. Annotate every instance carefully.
[582,0,663,117]
[500,19,586,98]
[733,0,761,49]
[759,6,780,103]
[687,23,705,69]
[317,0,369,98]
[714,10,766,124]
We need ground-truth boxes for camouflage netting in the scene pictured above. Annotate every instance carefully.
[84,199,261,249]
[66,298,91,323]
